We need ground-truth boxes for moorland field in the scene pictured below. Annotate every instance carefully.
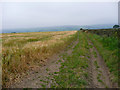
[1,29,119,88]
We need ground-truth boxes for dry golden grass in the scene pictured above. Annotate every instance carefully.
[2,31,77,87]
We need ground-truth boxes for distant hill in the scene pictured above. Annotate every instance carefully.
[2,24,114,33]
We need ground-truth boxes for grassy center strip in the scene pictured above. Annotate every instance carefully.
[51,31,90,88]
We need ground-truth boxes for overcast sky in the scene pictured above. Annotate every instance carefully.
[2,2,118,29]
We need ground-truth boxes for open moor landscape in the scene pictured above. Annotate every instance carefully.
[1,29,119,88]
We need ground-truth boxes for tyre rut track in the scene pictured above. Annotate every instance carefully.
[86,34,113,88]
